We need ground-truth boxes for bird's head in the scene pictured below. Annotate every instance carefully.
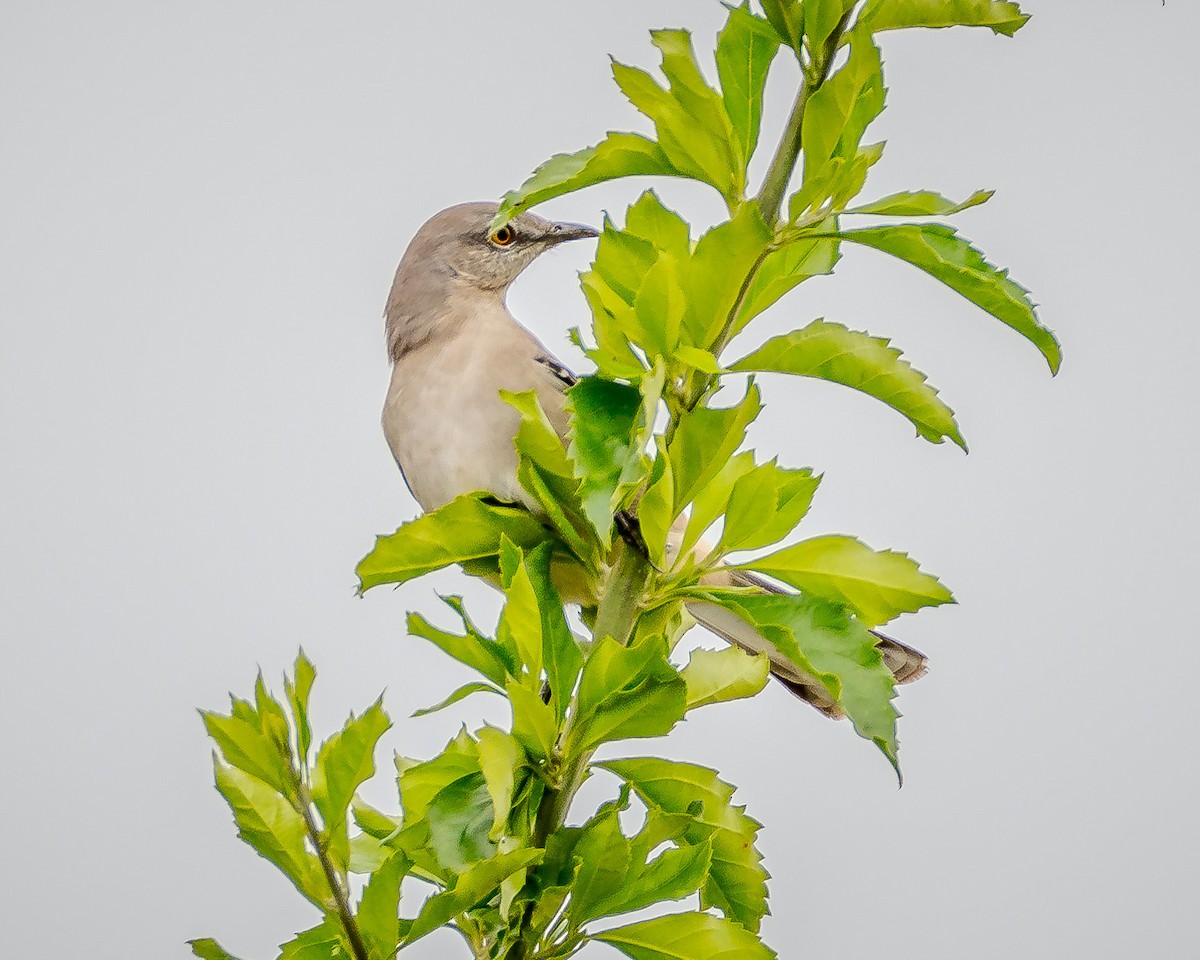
[385,201,597,359]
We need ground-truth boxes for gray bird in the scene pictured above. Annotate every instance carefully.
[381,201,927,717]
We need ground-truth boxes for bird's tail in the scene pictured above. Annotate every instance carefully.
[685,569,928,719]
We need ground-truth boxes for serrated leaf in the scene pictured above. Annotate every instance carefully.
[284,649,316,768]
[356,852,409,960]
[188,940,244,960]
[846,188,993,216]
[595,910,776,960]
[397,730,480,824]
[495,133,681,227]
[212,759,329,909]
[802,27,885,181]
[566,376,648,545]
[567,808,632,927]
[201,710,294,799]
[861,0,1030,36]
[731,319,966,449]
[404,849,544,945]
[633,254,686,358]
[679,450,755,560]
[698,591,902,770]
[718,460,821,554]
[311,700,391,869]
[740,534,953,626]
[476,726,520,841]
[681,203,773,347]
[570,636,687,751]
[507,680,559,762]
[716,4,782,171]
[682,645,770,709]
[670,384,762,517]
[424,773,497,875]
[406,609,514,688]
[804,0,857,50]
[278,919,347,960]
[356,493,554,592]
[821,222,1060,372]
[625,190,691,259]
[601,757,769,931]
[760,0,804,53]
[734,230,840,333]
[411,681,504,719]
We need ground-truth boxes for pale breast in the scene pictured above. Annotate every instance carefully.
[381,305,569,514]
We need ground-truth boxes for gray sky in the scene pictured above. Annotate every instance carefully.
[2,1,1197,957]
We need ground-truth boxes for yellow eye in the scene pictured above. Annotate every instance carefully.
[489,224,516,246]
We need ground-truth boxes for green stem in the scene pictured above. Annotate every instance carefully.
[294,782,371,960]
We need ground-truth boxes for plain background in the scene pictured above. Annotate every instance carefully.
[2,1,1197,957]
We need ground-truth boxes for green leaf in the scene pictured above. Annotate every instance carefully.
[278,919,347,960]
[476,726,521,841]
[701,590,904,769]
[602,757,769,931]
[735,230,840,332]
[679,450,755,560]
[356,493,554,592]
[740,534,953,626]
[311,699,391,869]
[411,681,504,718]
[398,730,481,824]
[802,27,885,181]
[404,849,544,945]
[284,649,316,768]
[633,254,686,358]
[625,190,691,260]
[567,808,632,927]
[614,30,744,202]
[804,0,857,50]
[357,852,410,960]
[496,538,545,683]
[638,444,674,567]
[822,222,1061,372]
[681,645,770,709]
[507,680,559,762]
[212,759,329,909]
[424,773,497,875]
[845,188,993,216]
[670,384,762,517]
[760,0,804,53]
[730,319,966,449]
[201,710,293,799]
[594,911,776,960]
[718,460,822,554]
[188,940,244,960]
[716,4,782,171]
[495,133,681,227]
[406,609,514,689]
[861,0,1030,36]
[527,542,584,721]
[681,203,772,347]
[566,376,649,545]
[570,636,687,752]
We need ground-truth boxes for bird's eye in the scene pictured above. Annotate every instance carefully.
[489,225,516,246]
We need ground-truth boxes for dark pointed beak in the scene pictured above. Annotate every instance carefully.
[548,221,600,244]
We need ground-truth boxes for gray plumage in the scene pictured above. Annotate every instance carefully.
[381,201,927,717]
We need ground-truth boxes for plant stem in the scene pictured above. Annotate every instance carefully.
[294,782,371,960]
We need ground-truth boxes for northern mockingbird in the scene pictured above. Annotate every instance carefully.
[381,201,926,717]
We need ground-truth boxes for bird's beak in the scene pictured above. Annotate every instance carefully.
[548,221,600,244]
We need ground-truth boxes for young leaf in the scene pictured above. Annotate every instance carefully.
[476,726,521,841]
[699,591,902,768]
[406,610,514,688]
[283,649,316,768]
[411,681,504,718]
[595,912,777,960]
[719,460,822,554]
[398,730,481,824]
[679,450,755,560]
[526,542,584,721]
[845,188,993,216]
[507,680,559,762]
[356,851,410,960]
[494,133,681,227]
[601,757,769,932]
[715,4,782,172]
[567,808,633,927]
[570,635,687,751]
[356,494,554,592]
[212,759,330,909]
[423,773,497,875]
[201,710,294,799]
[670,384,763,516]
[680,203,772,347]
[277,920,347,960]
[819,222,1061,372]
[403,849,545,946]
[733,231,840,333]
[188,940,244,960]
[496,538,546,683]
[739,534,953,626]
[760,0,804,53]
[804,0,858,51]
[802,28,885,181]
[625,190,691,259]
[730,319,967,449]
[681,645,770,709]
[566,376,649,545]
[861,0,1030,36]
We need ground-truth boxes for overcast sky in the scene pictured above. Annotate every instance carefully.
[2,2,1197,958]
